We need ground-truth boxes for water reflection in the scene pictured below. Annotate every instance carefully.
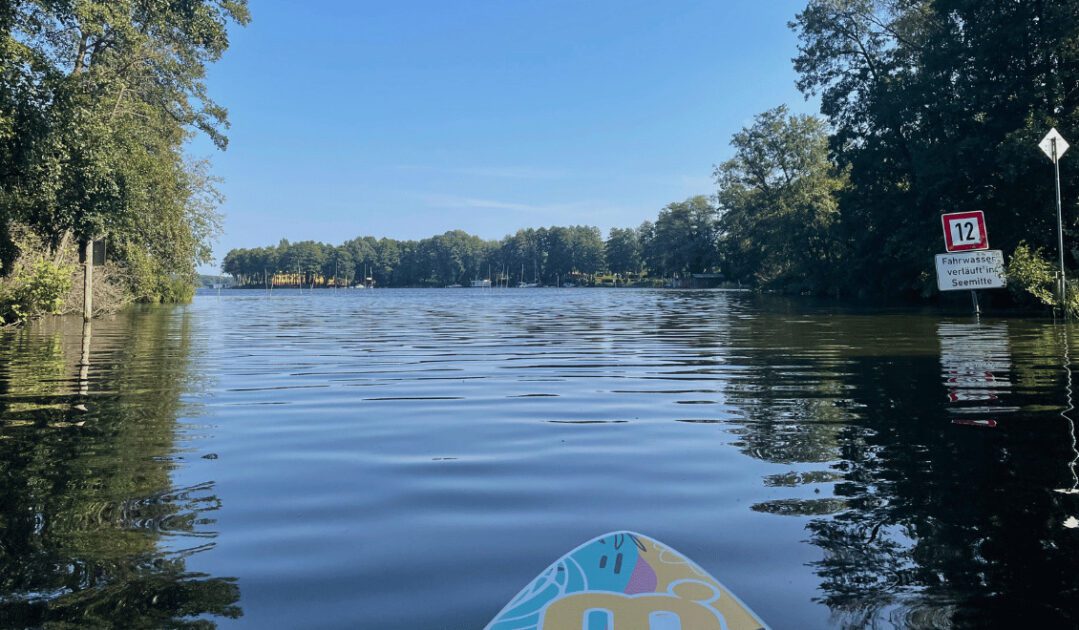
[939,322,1014,426]
[75,320,90,411]
[721,310,1079,626]
[7,290,1079,627]
[1054,327,1079,500]
[0,310,240,627]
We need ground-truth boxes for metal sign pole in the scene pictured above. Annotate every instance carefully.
[1040,129,1072,312]
[1055,138,1067,307]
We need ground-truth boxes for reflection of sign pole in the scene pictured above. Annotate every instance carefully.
[1040,128,1069,306]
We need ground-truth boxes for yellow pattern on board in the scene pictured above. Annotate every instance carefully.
[539,535,763,630]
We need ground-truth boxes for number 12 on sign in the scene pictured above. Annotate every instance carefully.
[941,211,989,252]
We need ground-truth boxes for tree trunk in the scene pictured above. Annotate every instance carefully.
[53,231,72,265]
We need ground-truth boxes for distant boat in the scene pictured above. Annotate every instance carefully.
[446,283,463,288]
[562,282,576,288]
[518,262,539,288]
[471,279,492,288]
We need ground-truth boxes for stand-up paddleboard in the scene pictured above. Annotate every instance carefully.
[487,531,768,629]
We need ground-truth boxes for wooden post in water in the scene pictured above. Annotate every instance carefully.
[81,239,92,322]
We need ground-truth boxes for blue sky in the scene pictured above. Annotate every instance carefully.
[191,0,817,272]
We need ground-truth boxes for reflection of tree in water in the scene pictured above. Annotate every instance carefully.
[722,307,1079,626]
[719,299,876,468]
[0,310,240,627]
[648,293,867,517]
[823,322,1079,626]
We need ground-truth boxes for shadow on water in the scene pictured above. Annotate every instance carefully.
[0,309,240,628]
[708,295,1079,627]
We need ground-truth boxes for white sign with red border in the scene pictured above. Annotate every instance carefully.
[941,211,988,252]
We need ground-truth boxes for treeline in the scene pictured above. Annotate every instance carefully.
[233,0,1079,304]
[715,0,1079,302]
[225,227,603,288]
[232,0,1079,302]
[223,196,722,287]
[0,2,248,323]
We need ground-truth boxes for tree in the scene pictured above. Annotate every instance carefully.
[375,238,400,285]
[0,0,249,302]
[324,246,354,286]
[645,196,720,278]
[569,225,605,277]
[638,220,657,275]
[501,229,544,284]
[792,0,1079,296]
[715,106,848,292]
[282,241,326,284]
[343,237,377,284]
[605,227,642,275]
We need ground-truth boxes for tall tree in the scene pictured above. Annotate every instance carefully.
[645,196,720,278]
[793,0,1079,296]
[0,0,249,299]
[716,106,848,292]
[605,227,642,275]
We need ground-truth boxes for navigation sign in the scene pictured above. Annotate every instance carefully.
[77,238,106,265]
[1040,127,1070,163]
[1040,127,1070,306]
[935,250,1006,291]
[941,211,988,252]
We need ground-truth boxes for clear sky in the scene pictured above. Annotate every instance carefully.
[191,0,817,272]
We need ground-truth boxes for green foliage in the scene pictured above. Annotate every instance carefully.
[1007,242,1079,317]
[790,0,1079,297]
[640,196,720,278]
[0,259,73,325]
[0,1,245,312]
[716,106,847,292]
[605,227,643,275]
[224,225,609,288]
[154,275,198,304]
[1067,283,1079,319]
[1007,243,1057,307]
[710,2,1079,298]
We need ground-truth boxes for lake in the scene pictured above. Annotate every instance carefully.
[2,288,1078,628]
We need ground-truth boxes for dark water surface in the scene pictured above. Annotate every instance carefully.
[2,289,1079,628]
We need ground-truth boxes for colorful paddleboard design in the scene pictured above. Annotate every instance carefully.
[487,531,768,630]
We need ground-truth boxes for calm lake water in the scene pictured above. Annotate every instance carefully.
[2,288,1079,628]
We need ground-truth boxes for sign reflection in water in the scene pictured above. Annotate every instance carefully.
[939,322,1014,427]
